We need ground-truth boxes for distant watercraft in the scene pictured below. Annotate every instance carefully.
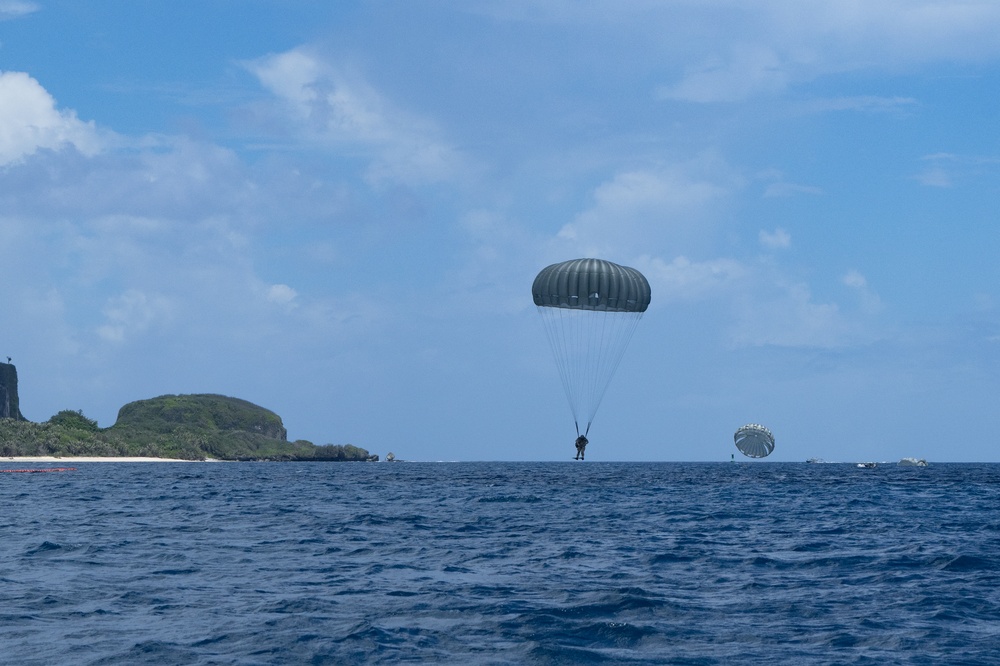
[898,457,928,467]
[857,462,877,469]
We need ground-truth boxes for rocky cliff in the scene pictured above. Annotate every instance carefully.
[0,362,25,421]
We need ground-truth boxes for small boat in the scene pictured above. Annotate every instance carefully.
[898,457,928,467]
[857,462,877,469]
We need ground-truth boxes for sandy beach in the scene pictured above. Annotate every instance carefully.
[4,457,219,463]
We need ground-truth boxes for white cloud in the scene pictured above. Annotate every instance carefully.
[638,249,884,348]
[266,283,298,306]
[731,282,851,348]
[592,169,724,210]
[797,96,918,114]
[914,167,952,188]
[635,249,886,348]
[0,71,103,166]
[842,269,867,289]
[763,182,824,198]
[97,289,173,343]
[659,44,788,103]
[0,1,37,20]
[757,170,823,198]
[843,269,883,314]
[638,255,747,303]
[558,164,734,257]
[912,153,1000,188]
[922,152,960,162]
[759,228,791,249]
[652,1,1000,103]
[245,48,467,186]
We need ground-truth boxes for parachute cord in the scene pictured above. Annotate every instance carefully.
[537,305,644,443]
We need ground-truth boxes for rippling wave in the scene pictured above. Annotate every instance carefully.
[3,461,999,664]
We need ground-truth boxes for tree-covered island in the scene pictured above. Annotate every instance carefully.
[0,393,377,462]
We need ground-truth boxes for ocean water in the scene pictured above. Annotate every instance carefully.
[2,461,1000,665]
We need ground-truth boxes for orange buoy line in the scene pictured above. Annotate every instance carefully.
[1,467,77,473]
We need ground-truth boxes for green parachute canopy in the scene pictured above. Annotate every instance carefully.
[532,258,651,312]
[532,258,651,438]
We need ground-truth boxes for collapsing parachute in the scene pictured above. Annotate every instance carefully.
[532,258,651,439]
[734,423,775,458]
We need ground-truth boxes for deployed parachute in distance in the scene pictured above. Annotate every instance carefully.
[734,423,775,458]
[532,258,651,439]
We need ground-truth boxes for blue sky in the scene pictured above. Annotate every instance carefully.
[2,1,999,462]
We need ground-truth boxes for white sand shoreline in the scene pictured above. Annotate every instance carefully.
[4,456,222,463]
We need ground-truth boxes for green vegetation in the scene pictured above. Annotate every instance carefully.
[48,409,100,431]
[0,394,375,461]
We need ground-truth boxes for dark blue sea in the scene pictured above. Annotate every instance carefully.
[3,461,1000,665]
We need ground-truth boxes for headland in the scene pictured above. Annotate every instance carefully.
[0,362,376,462]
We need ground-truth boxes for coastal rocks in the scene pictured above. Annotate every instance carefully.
[898,457,928,467]
[0,362,25,421]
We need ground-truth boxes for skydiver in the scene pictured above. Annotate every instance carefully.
[574,435,588,460]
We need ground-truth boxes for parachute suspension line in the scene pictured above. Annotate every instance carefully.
[537,306,644,436]
[537,306,583,429]
[582,309,643,432]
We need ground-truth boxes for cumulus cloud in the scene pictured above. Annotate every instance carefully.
[731,281,854,348]
[841,269,867,289]
[244,48,467,186]
[0,71,104,166]
[842,269,883,314]
[638,250,884,348]
[557,163,734,257]
[97,289,173,343]
[265,283,298,306]
[637,255,747,303]
[759,228,791,249]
